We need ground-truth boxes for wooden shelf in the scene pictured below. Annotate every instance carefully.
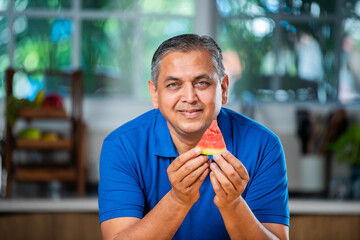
[17,108,67,119]
[5,68,86,198]
[16,139,72,150]
[15,166,76,181]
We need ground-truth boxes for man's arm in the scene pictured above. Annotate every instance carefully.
[209,150,289,240]
[101,192,191,240]
[212,195,289,240]
[101,147,210,240]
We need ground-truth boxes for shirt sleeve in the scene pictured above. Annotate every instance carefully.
[98,138,145,223]
[244,136,290,226]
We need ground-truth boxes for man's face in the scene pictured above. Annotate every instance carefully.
[148,50,229,139]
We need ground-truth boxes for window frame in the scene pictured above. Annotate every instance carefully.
[215,0,351,103]
[3,0,358,104]
[1,0,211,99]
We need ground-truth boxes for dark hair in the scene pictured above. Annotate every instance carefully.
[151,34,225,87]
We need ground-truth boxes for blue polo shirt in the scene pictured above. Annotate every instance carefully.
[98,108,289,239]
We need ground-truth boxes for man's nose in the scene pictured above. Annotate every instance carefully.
[181,84,198,103]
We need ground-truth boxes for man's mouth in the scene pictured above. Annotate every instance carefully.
[178,109,202,118]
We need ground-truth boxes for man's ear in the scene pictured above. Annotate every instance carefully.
[221,75,230,105]
[148,80,159,109]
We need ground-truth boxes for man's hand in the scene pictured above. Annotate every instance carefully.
[209,149,250,209]
[167,147,210,206]
[102,147,210,240]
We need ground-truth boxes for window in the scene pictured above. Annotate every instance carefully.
[1,0,359,104]
[216,0,360,104]
[0,0,194,99]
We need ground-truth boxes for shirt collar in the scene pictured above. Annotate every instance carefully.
[154,108,233,158]
[154,111,178,158]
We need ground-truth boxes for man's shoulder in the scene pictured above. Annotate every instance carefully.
[105,109,160,141]
[221,107,263,129]
[221,108,279,140]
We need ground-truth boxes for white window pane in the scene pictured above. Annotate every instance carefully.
[82,0,135,11]
[14,18,72,70]
[14,0,71,10]
[339,18,360,103]
[281,0,335,16]
[142,18,193,98]
[217,18,276,101]
[141,0,195,15]
[0,0,8,10]
[344,0,360,17]
[82,19,135,96]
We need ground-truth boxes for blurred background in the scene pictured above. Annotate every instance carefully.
[0,0,360,239]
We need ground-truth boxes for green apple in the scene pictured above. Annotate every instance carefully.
[19,127,42,140]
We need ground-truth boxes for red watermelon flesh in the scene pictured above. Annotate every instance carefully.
[196,120,226,155]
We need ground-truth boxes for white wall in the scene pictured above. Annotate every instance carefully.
[1,98,358,191]
[82,98,153,182]
[81,98,350,190]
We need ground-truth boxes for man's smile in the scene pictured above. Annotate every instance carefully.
[177,109,203,118]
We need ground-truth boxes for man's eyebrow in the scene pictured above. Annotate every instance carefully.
[195,74,211,80]
[164,74,211,82]
[164,76,180,82]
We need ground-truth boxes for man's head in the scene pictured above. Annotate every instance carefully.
[151,34,226,88]
[148,34,229,145]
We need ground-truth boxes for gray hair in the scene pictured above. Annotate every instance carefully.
[151,34,226,88]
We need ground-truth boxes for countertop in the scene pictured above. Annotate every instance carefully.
[0,198,360,214]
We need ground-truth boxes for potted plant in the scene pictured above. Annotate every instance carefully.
[328,123,360,199]
[328,123,360,167]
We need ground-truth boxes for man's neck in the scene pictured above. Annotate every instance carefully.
[169,129,202,155]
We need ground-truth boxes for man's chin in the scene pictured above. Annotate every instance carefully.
[177,121,207,135]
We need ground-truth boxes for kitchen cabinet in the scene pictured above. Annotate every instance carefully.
[290,214,360,240]
[0,199,359,240]
[4,68,86,198]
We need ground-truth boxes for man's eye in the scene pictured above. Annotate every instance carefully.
[196,81,210,87]
[166,82,179,88]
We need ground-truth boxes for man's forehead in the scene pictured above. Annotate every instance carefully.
[156,50,221,82]
[159,50,212,71]
[161,49,210,60]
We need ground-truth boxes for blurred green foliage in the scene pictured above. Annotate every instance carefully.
[328,124,360,167]
[2,0,360,101]
[216,0,339,101]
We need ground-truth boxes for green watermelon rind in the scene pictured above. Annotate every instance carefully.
[200,147,225,156]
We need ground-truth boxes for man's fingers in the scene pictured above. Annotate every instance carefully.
[213,153,242,189]
[221,150,249,181]
[181,161,210,187]
[167,148,209,187]
[174,155,209,184]
[168,147,201,172]
[191,167,210,190]
[209,171,227,198]
[210,162,237,195]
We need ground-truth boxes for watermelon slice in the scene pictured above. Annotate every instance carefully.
[196,120,226,155]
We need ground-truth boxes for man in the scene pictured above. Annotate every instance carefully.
[99,34,289,239]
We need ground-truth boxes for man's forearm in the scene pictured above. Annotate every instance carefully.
[104,148,209,240]
[114,191,192,240]
[218,197,282,240]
